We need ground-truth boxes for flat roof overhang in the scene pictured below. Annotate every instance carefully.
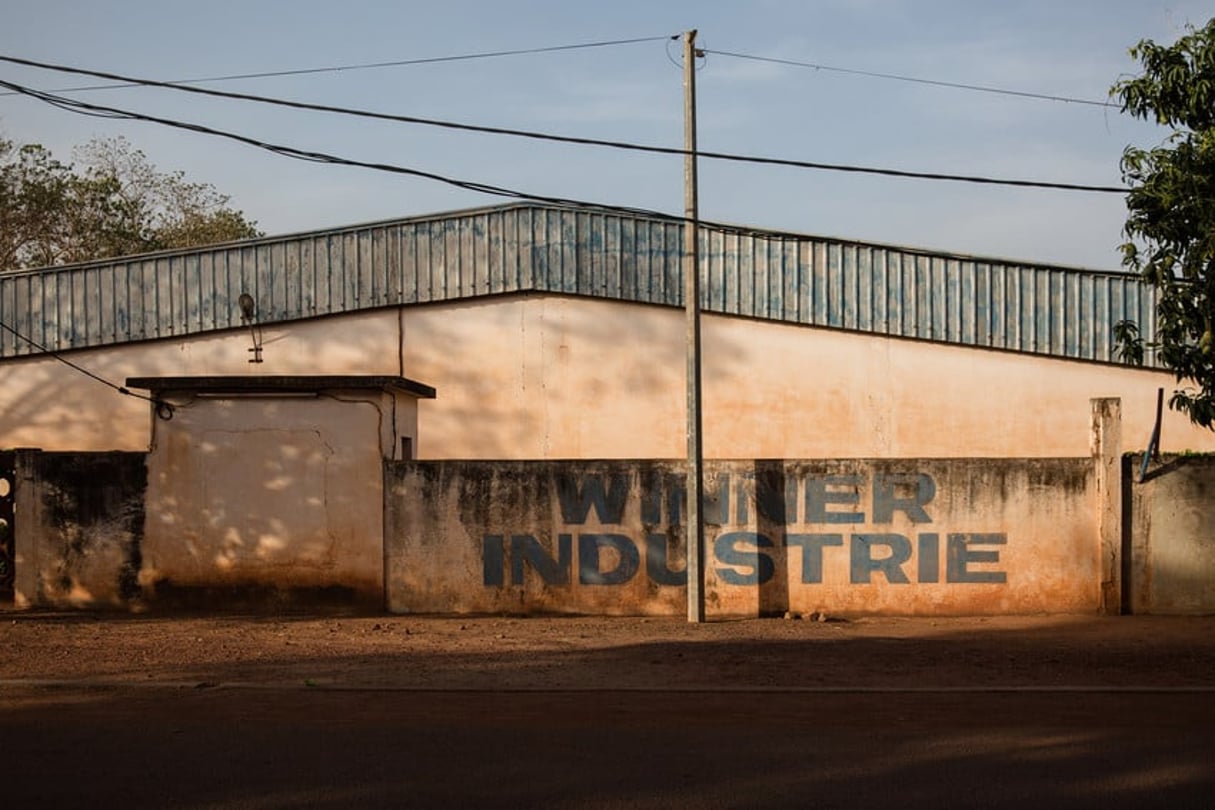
[126,375,436,399]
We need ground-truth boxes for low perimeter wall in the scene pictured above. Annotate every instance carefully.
[13,451,146,608]
[16,405,1212,616]
[1128,456,1215,614]
[385,458,1100,617]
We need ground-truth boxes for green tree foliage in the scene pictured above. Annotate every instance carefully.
[0,135,260,272]
[1112,19,1215,427]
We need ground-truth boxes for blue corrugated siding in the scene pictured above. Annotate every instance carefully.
[0,203,1160,366]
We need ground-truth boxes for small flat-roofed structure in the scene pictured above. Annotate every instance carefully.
[125,374,435,607]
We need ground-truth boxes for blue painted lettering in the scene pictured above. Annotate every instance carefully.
[714,532,776,586]
[784,533,844,583]
[703,474,731,526]
[579,533,641,585]
[734,475,750,525]
[510,533,572,585]
[946,533,1007,583]
[850,534,913,584]
[657,473,730,527]
[917,533,940,583]
[482,535,505,587]
[872,474,936,523]
[805,475,865,523]
[645,532,687,586]
[478,471,1010,590]
[556,473,629,525]
[640,469,663,525]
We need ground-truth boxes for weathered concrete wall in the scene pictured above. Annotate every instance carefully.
[2,294,1210,459]
[140,393,392,606]
[13,450,146,608]
[0,452,13,600]
[385,458,1100,617]
[1128,456,1215,614]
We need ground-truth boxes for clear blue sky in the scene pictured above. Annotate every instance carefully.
[1,0,1210,269]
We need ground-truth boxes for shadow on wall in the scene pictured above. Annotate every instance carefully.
[1129,454,1215,614]
[0,350,150,450]
[403,295,749,459]
[139,394,387,610]
[5,310,419,609]
[387,457,1103,618]
[754,460,790,616]
[402,303,535,459]
[0,303,407,453]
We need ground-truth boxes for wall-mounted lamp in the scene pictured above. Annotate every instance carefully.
[238,292,264,363]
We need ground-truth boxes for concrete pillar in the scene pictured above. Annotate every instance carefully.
[1091,398,1122,614]
[12,449,42,609]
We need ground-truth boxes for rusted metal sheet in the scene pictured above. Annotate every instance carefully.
[0,203,1159,366]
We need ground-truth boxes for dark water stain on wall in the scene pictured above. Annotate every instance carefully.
[38,452,147,603]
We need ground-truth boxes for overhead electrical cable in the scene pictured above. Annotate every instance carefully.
[0,77,680,219]
[701,48,1118,108]
[0,39,1117,110]
[0,56,1128,194]
[0,318,169,412]
[0,36,675,96]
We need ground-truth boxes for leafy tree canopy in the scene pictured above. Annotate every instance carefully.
[1113,18,1215,427]
[0,135,260,272]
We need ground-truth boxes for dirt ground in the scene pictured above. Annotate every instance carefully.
[4,612,1215,808]
[3,611,1214,689]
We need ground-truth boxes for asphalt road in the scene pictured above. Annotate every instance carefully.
[5,614,1215,807]
[5,685,1215,808]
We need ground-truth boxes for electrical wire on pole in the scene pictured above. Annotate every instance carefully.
[0,54,1128,194]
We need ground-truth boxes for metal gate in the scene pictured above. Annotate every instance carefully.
[0,452,13,600]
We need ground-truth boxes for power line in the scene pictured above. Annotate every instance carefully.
[0,38,1119,111]
[0,36,676,97]
[0,77,680,220]
[702,48,1119,108]
[0,318,168,411]
[0,55,1128,193]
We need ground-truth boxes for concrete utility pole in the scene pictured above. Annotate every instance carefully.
[682,29,706,624]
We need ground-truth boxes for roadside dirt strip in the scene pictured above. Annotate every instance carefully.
[3,613,1215,690]
[3,614,1214,808]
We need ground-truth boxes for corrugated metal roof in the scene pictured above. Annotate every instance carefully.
[0,202,1156,365]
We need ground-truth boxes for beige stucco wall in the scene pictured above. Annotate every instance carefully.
[140,393,394,603]
[403,296,1215,458]
[2,292,1212,458]
[0,310,406,452]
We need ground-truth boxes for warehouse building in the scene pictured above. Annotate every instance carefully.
[1,202,1206,458]
[1,203,1211,615]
